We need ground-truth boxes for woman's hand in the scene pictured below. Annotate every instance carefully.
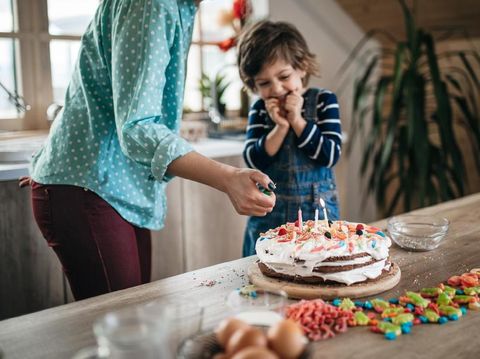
[167,152,275,217]
[225,168,276,216]
[265,98,289,129]
[18,176,33,188]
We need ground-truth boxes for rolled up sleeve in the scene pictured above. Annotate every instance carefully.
[111,0,193,182]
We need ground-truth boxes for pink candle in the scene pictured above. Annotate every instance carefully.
[298,207,303,230]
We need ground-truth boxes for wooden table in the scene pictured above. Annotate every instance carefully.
[1,193,479,359]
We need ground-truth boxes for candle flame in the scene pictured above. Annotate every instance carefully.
[319,198,326,208]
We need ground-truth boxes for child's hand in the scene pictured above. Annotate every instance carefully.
[284,90,304,125]
[265,98,289,129]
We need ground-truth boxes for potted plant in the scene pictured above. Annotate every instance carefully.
[199,72,231,117]
[338,0,480,215]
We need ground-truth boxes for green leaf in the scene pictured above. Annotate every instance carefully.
[458,52,480,90]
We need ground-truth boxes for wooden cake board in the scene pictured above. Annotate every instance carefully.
[247,262,401,300]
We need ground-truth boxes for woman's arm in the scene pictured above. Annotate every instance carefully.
[167,151,276,216]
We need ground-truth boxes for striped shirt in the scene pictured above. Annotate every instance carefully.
[243,89,342,171]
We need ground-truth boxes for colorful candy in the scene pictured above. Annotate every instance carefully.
[424,309,440,323]
[438,305,463,318]
[391,313,414,326]
[371,298,391,313]
[283,269,477,342]
[354,311,370,326]
[420,287,443,298]
[339,298,356,311]
[436,292,452,306]
[377,322,402,336]
[402,292,430,308]
[464,286,480,295]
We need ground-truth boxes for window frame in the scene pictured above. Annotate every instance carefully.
[0,0,85,130]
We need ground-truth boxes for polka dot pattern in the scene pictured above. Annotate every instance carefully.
[30,0,197,230]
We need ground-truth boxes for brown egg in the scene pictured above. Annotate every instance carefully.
[215,318,251,348]
[231,347,279,359]
[267,319,306,359]
[226,327,267,355]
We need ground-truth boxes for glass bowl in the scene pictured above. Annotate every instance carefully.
[226,286,288,326]
[387,214,449,251]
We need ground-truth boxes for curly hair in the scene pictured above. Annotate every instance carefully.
[237,20,319,91]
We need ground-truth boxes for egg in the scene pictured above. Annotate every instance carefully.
[231,347,279,359]
[215,318,251,347]
[267,319,306,359]
[226,327,267,355]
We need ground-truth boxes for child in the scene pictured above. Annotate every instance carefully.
[237,20,342,256]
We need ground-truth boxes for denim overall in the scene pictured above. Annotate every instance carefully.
[243,88,340,257]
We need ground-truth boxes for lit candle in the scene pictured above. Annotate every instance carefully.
[320,198,329,227]
[298,207,303,230]
[314,208,319,230]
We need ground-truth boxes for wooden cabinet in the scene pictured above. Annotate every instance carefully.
[0,154,247,319]
[0,180,65,320]
[151,155,247,278]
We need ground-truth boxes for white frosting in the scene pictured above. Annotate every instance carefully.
[263,259,390,286]
[256,220,392,285]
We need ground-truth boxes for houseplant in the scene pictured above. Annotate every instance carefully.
[199,72,231,117]
[339,0,480,215]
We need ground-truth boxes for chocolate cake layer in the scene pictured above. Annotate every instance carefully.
[258,260,393,285]
[294,252,370,264]
[312,257,381,273]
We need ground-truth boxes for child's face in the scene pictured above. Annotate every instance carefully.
[253,59,306,101]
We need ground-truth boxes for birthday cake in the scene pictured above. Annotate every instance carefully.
[255,219,393,286]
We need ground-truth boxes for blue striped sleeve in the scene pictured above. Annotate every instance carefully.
[296,91,342,167]
[243,100,274,171]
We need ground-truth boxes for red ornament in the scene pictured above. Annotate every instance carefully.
[278,228,287,236]
[217,37,236,52]
[233,0,249,20]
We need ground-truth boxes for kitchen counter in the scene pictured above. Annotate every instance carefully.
[0,193,479,358]
[0,136,244,181]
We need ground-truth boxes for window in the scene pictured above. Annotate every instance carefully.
[185,0,240,112]
[0,0,22,123]
[0,0,99,131]
[186,0,268,113]
[47,0,99,104]
[0,0,267,131]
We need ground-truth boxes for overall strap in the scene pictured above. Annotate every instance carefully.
[303,87,322,121]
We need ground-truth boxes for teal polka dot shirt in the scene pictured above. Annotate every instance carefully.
[30,0,197,230]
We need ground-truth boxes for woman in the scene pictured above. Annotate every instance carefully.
[21,0,275,300]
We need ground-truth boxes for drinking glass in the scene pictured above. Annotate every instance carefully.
[72,306,168,359]
[141,298,204,358]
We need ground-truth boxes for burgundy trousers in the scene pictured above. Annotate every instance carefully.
[31,181,151,300]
